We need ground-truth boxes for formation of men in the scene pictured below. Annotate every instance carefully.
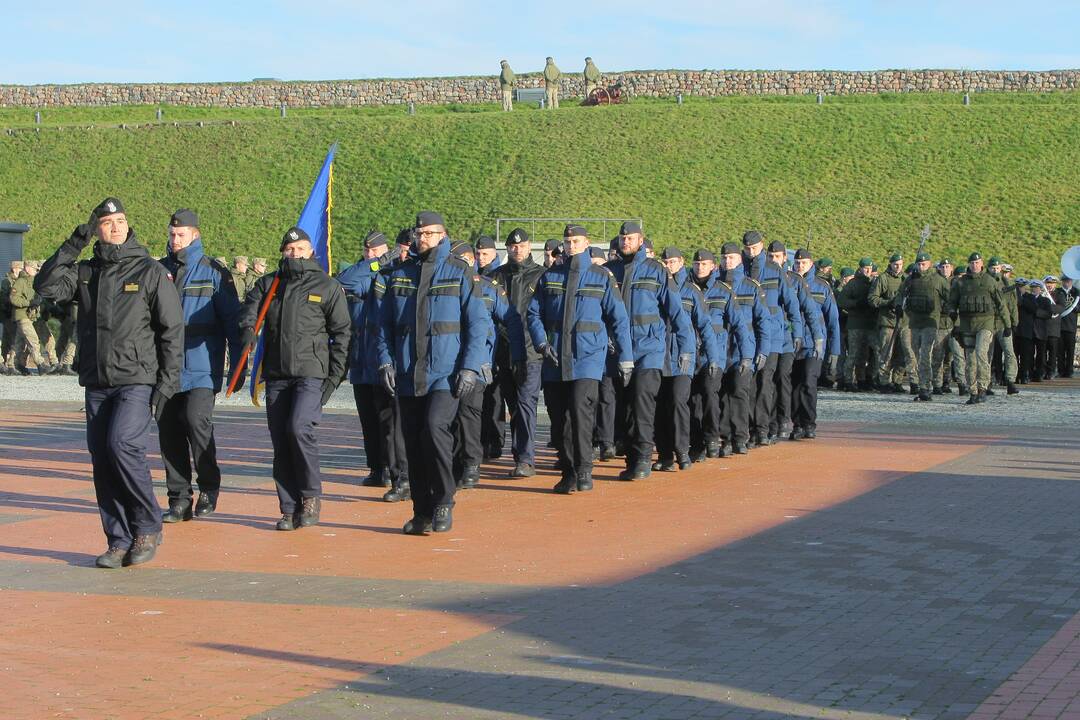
[497,56,603,111]
[1,259,78,375]
[20,200,1080,570]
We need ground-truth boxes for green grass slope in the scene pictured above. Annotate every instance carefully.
[2,93,1078,275]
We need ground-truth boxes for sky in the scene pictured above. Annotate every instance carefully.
[5,1,1079,85]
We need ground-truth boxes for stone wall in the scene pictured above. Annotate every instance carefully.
[2,69,1077,108]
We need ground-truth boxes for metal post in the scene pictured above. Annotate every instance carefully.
[817,92,824,104]
[34,111,41,124]
[280,102,286,118]
[408,102,415,115]
[963,92,970,106]
[540,98,545,110]
[676,93,683,105]
[156,107,162,121]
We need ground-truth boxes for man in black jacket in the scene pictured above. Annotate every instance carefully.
[240,227,351,531]
[488,228,545,477]
[35,198,184,569]
[1059,276,1078,377]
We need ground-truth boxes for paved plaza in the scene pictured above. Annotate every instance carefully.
[2,386,1079,719]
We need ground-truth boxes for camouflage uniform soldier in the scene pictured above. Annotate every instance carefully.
[0,260,19,374]
[51,296,78,375]
[543,57,561,109]
[987,257,1019,394]
[9,260,51,374]
[868,253,909,392]
[249,257,267,289]
[583,57,601,98]
[28,262,59,369]
[898,252,949,401]
[949,252,1006,404]
[231,256,249,301]
[836,258,876,390]
[934,259,966,394]
[499,60,515,111]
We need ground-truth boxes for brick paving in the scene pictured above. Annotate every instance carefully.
[0,398,1079,719]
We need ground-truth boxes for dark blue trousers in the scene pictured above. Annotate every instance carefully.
[499,360,541,466]
[265,377,323,514]
[399,390,459,519]
[85,385,161,548]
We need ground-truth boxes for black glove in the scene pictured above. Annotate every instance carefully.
[678,353,693,374]
[513,361,528,386]
[379,364,396,398]
[754,353,768,372]
[453,368,479,398]
[240,327,257,354]
[63,223,94,254]
[29,295,43,309]
[707,362,721,378]
[232,367,247,393]
[150,387,168,423]
[320,378,336,407]
[618,361,635,387]
[539,343,560,367]
[1002,327,1012,338]
[738,358,752,374]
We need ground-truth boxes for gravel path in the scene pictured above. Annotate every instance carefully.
[3,374,1078,429]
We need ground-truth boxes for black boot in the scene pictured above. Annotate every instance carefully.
[162,499,193,523]
[618,463,651,481]
[276,512,298,531]
[361,468,390,487]
[403,515,432,535]
[510,463,536,478]
[706,440,721,459]
[458,464,480,490]
[95,545,128,569]
[194,490,218,518]
[718,441,733,457]
[382,476,411,502]
[984,387,995,396]
[553,471,576,494]
[298,496,321,527]
[576,470,593,492]
[965,393,979,405]
[676,454,693,470]
[432,504,453,532]
[653,457,676,472]
[597,445,616,461]
[123,532,162,566]
[1007,383,1019,395]
[789,427,805,440]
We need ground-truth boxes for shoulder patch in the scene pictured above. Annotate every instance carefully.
[369,260,380,272]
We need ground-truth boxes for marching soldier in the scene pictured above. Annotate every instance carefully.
[231,256,250,301]
[898,252,949,402]
[868,253,910,393]
[543,56,561,109]
[499,60,515,111]
[1059,276,1078,377]
[792,249,839,439]
[934,259,966,394]
[158,209,245,523]
[49,295,78,375]
[837,258,876,391]
[10,260,53,375]
[240,226,351,530]
[489,228,546,477]
[0,261,18,374]
[949,252,1006,404]
[527,224,631,493]
[607,221,694,479]
[375,212,490,534]
[35,198,184,568]
[987,257,1019,394]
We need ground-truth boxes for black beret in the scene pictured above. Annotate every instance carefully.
[474,235,496,250]
[794,248,813,260]
[169,208,199,228]
[450,240,472,257]
[415,211,445,228]
[280,226,311,250]
[396,227,416,246]
[544,238,561,252]
[589,246,606,259]
[619,221,642,235]
[364,230,388,249]
[742,230,763,246]
[661,246,683,260]
[720,242,742,256]
[767,240,786,253]
[693,249,715,262]
[506,228,529,245]
[94,197,125,217]
[643,238,654,250]
[564,223,588,238]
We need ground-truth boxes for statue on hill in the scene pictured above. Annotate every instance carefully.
[499,60,515,112]
[583,57,601,98]
[543,57,561,109]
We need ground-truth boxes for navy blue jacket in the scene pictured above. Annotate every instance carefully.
[527,250,632,382]
[669,268,722,375]
[743,253,804,355]
[786,270,826,357]
[715,266,770,365]
[800,266,841,358]
[158,239,243,393]
[478,275,526,373]
[606,250,694,371]
[338,253,390,385]
[375,237,490,396]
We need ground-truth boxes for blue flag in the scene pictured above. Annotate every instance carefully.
[249,144,338,405]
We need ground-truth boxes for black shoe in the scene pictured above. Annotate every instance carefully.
[618,463,651,481]
[510,463,535,478]
[976,391,987,404]
[984,387,995,396]
[95,546,128,569]
[59,363,78,376]
[719,442,733,458]
[162,500,193,523]
[1007,383,1019,395]
[706,440,721,458]
[912,393,924,402]
[733,442,749,455]
[965,394,979,405]
[458,465,480,490]
[653,459,677,472]
[298,497,320,527]
[194,491,218,518]
[382,478,411,502]
[920,391,932,401]
[676,454,692,470]
[553,473,576,494]
[576,471,593,492]
[803,428,816,440]
[361,469,390,487]
[940,384,951,394]
[432,505,453,532]
[765,434,777,446]
[597,445,616,461]
[892,383,906,394]
[932,386,943,395]
[17,366,32,376]
[689,448,707,463]
[909,385,919,395]
[613,441,626,457]
[789,427,805,441]
[483,445,502,462]
[123,532,162,566]
[403,515,433,535]
[276,512,298,531]
[958,385,970,395]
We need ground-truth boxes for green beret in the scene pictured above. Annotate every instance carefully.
[968,252,982,262]
[888,253,903,263]
[840,267,855,277]
[858,257,874,268]
[938,257,952,266]
[988,256,1003,266]
[916,251,931,262]
[816,256,833,268]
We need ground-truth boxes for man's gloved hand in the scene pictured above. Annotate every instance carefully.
[240,327,257,353]
[378,364,396,397]
[678,353,693,374]
[63,218,95,254]
[453,368,479,398]
[707,362,722,379]
[793,337,803,354]
[827,354,839,380]
[618,361,634,386]
[814,338,825,360]
[513,361,528,386]
[29,295,43,309]
[150,387,168,423]
[1002,327,1012,338]
[738,357,752,374]
[479,364,494,386]
[320,379,336,407]
[754,353,768,372]
[539,343,559,367]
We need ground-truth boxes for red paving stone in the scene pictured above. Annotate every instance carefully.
[0,590,514,720]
